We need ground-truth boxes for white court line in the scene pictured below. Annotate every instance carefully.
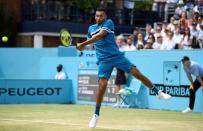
[0,118,143,131]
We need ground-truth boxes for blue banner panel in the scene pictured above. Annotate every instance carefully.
[77,50,203,112]
[0,79,72,104]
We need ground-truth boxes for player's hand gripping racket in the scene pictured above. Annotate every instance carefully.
[60,28,83,56]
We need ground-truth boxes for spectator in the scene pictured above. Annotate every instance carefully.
[153,34,163,49]
[144,34,155,49]
[116,35,126,52]
[154,24,162,41]
[55,64,67,80]
[188,18,194,30]
[190,22,199,38]
[161,30,176,50]
[193,0,203,14]
[181,56,203,113]
[123,35,136,51]
[179,27,192,49]
[144,38,153,49]
[144,24,152,43]
[192,11,200,23]
[147,34,155,44]
[197,22,203,48]
[173,27,183,48]
[175,0,185,16]
[167,16,176,32]
[133,27,139,44]
[173,20,180,32]
[136,32,144,50]
[180,11,189,33]
[184,0,195,19]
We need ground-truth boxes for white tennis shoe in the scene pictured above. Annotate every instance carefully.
[89,114,99,128]
[112,102,120,108]
[157,91,172,100]
[182,107,193,113]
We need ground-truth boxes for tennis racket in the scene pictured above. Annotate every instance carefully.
[60,28,73,47]
[60,28,83,56]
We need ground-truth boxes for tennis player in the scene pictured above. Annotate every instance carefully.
[76,8,171,129]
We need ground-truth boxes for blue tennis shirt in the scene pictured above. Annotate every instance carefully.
[87,19,123,63]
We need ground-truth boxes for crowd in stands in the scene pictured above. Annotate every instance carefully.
[116,0,203,51]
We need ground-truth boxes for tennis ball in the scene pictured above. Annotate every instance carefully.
[2,36,8,43]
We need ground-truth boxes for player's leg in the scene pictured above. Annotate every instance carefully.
[130,67,153,88]
[95,78,108,115]
[89,78,108,128]
[130,66,171,99]
[89,63,113,128]
[183,78,201,113]
[115,56,171,100]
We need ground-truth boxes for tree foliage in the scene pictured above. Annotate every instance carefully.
[134,0,153,11]
[65,0,100,10]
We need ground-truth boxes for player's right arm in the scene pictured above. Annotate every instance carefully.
[76,30,107,51]
[77,19,114,51]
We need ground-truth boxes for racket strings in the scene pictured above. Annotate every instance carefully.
[60,29,72,46]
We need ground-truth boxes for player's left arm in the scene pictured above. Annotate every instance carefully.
[76,30,107,51]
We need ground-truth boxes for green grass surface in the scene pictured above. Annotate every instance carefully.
[0,104,202,131]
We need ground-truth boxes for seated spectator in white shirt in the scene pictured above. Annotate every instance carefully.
[154,25,162,42]
[55,64,67,80]
[179,27,193,49]
[136,32,144,50]
[161,30,176,50]
[153,34,163,49]
[116,34,126,52]
[123,35,136,51]
[190,22,199,38]
[173,27,183,47]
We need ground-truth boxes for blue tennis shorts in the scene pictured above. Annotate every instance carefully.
[98,55,134,80]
